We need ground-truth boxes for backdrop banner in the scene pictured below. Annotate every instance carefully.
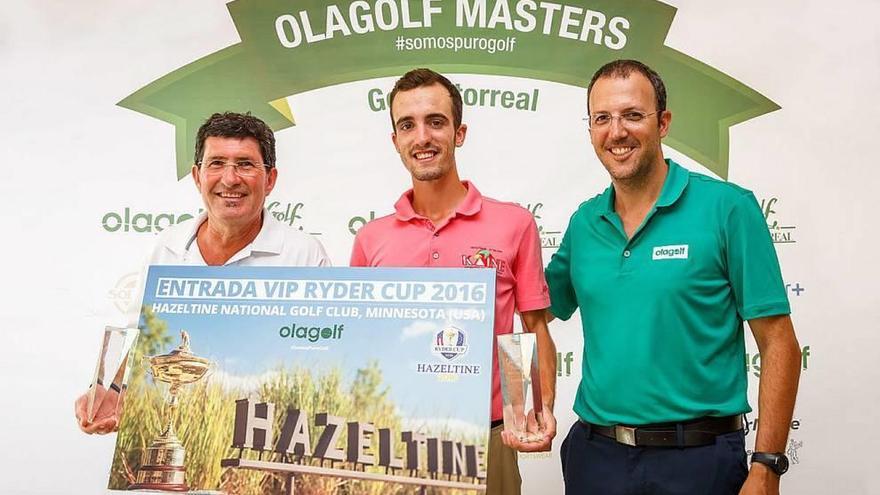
[4,0,879,494]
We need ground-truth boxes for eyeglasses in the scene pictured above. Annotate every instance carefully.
[198,159,270,177]
[584,111,660,129]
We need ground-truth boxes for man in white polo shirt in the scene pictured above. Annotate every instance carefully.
[75,112,330,433]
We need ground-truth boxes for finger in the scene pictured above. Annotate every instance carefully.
[85,417,117,435]
[500,430,514,448]
[74,399,85,423]
[501,431,526,451]
[519,437,552,452]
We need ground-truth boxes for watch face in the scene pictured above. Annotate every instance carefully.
[777,455,790,474]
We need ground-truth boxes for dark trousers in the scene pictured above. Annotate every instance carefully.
[560,421,748,495]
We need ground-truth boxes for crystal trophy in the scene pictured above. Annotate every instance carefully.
[130,330,211,492]
[497,332,545,443]
[86,326,139,424]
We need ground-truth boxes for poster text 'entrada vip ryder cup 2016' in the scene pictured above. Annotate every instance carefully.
[111,266,495,494]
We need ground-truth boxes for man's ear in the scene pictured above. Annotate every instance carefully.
[658,110,672,139]
[455,123,467,147]
[191,165,201,190]
[265,166,278,195]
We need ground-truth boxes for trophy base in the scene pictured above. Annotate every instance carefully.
[129,482,190,492]
[131,463,188,492]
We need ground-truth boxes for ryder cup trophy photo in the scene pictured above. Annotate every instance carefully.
[497,332,545,443]
[130,330,211,492]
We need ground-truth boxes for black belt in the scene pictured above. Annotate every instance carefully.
[583,414,743,448]
[491,419,504,429]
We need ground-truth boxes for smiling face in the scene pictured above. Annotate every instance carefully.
[191,136,277,231]
[588,73,671,183]
[391,83,467,182]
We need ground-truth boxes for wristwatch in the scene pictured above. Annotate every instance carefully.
[751,452,789,475]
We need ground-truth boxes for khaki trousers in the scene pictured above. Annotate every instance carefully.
[486,424,521,495]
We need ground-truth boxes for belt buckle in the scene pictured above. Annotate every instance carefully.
[614,425,637,446]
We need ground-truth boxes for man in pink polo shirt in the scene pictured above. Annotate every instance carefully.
[350,68,557,495]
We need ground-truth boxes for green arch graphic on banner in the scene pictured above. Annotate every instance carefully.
[118,0,778,180]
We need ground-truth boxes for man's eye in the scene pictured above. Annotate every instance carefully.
[430,119,444,127]
[236,161,256,170]
[623,112,645,122]
[398,122,413,131]
[208,160,226,168]
[592,115,610,125]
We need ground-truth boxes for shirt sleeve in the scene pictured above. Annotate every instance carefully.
[512,215,550,312]
[545,213,578,321]
[349,231,369,267]
[724,191,791,320]
[312,238,333,267]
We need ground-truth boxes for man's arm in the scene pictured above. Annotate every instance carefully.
[522,309,556,411]
[740,314,801,494]
[501,309,557,452]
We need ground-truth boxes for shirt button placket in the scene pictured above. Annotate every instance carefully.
[427,221,440,263]
[619,246,634,275]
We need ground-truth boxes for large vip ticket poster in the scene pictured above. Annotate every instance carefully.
[110,266,495,494]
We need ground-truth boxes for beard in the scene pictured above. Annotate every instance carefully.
[410,166,446,181]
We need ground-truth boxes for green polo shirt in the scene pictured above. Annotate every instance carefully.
[546,159,790,426]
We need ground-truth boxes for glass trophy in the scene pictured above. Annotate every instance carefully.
[497,332,545,443]
[86,326,139,424]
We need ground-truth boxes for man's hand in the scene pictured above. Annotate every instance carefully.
[74,384,124,435]
[739,463,780,495]
[500,404,557,452]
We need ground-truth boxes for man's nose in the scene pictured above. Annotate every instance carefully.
[220,164,242,185]
[414,123,432,145]
[608,117,629,140]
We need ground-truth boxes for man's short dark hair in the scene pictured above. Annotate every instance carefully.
[194,112,276,168]
[587,60,667,122]
[389,68,463,131]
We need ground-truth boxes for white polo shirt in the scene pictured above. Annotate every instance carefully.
[125,210,331,325]
[148,210,331,267]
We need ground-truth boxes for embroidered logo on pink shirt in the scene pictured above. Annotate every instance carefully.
[461,247,507,275]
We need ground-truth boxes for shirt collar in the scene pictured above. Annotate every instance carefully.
[654,159,689,208]
[597,159,689,216]
[164,209,282,261]
[394,180,483,221]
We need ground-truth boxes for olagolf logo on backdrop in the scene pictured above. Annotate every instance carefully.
[102,200,319,234]
[101,207,201,233]
[760,196,797,244]
[118,0,778,181]
[266,200,322,235]
[746,345,811,379]
[524,202,563,251]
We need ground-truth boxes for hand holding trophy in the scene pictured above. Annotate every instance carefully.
[497,332,556,452]
[74,326,139,435]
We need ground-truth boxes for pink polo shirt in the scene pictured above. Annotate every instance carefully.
[350,181,550,422]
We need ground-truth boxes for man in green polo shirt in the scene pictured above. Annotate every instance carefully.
[546,59,801,494]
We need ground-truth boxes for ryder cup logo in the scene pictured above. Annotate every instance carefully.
[432,326,469,361]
